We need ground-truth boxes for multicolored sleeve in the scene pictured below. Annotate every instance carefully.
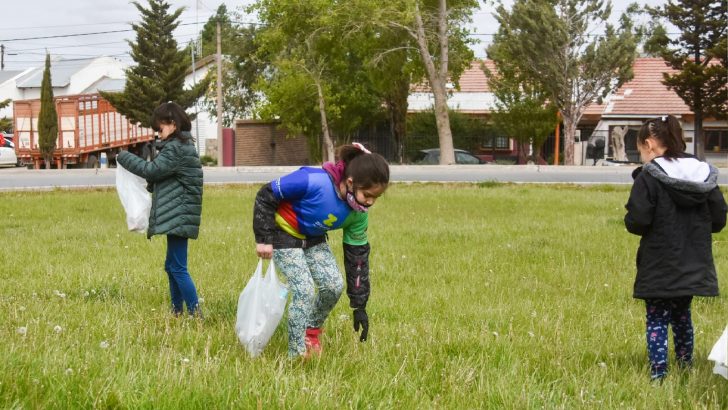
[270,168,310,201]
[342,212,368,246]
[342,212,370,308]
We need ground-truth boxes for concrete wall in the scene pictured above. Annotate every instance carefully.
[234,120,310,166]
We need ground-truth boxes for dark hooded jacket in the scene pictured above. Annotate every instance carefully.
[625,156,727,299]
[117,133,203,240]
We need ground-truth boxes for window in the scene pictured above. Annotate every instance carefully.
[705,129,728,151]
[455,151,481,164]
[482,136,510,150]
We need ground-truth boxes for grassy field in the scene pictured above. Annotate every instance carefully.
[1,183,726,409]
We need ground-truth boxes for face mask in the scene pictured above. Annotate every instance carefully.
[346,187,370,213]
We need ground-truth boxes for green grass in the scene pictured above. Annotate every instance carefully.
[1,184,727,409]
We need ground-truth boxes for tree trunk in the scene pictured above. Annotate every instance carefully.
[562,114,577,165]
[388,75,409,164]
[517,141,528,164]
[694,111,704,160]
[413,0,455,165]
[315,80,335,163]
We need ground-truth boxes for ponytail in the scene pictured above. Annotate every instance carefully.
[337,143,390,189]
[637,115,686,159]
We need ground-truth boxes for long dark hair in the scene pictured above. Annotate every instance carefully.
[637,115,686,159]
[151,101,193,143]
[338,144,390,189]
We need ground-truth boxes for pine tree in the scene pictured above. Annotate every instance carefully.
[38,53,58,169]
[101,0,209,127]
[647,0,727,159]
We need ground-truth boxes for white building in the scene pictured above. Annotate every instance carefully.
[0,56,126,121]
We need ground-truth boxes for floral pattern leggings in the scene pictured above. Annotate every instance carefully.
[645,296,694,379]
[273,243,344,357]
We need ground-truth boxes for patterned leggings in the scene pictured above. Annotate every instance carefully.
[273,243,344,357]
[645,296,694,378]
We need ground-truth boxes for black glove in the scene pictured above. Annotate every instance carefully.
[353,308,368,342]
[631,166,643,180]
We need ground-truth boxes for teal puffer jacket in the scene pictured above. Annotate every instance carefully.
[117,134,203,239]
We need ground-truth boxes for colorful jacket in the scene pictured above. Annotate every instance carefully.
[253,165,371,309]
[625,156,727,299]
[117,134,203,240]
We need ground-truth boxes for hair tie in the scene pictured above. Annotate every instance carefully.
[352,142,371,154]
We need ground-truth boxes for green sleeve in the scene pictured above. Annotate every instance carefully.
[117,143,178,182]
[342,212,368,246]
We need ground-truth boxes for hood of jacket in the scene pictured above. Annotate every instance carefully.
[643,156,719,207]
[322,160,345,187]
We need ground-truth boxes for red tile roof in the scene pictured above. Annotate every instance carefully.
[411,58,698,118]
[411,60,495,92]
[584,57,691,116]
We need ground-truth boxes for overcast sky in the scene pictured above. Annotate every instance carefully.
[0,0,667,72]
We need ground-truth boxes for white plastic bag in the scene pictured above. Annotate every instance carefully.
[708,326,728,380]
[115,162,151,232]
[235,259,288,357]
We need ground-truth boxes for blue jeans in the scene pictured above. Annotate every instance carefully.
[164,235,199,315]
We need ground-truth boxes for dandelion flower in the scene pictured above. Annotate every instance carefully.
[53,325,62,333]
[17,326,27,335]
[65,368,73,375]
[100,341,109,349]
[181,358,190,364]
[528,331,535,338]
[598,362,607,368]
[492,331,499,337]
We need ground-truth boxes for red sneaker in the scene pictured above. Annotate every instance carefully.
[304,327,322,357]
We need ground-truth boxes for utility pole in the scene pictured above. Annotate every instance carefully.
[1,44,4,70]
[190,40,200,154]
[216,20,223,167]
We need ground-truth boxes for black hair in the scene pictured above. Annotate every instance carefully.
[338,144,390,189]
[151,101,193,142]
[637,115,686,159]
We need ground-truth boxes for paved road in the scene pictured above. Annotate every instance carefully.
[1,164,727,190]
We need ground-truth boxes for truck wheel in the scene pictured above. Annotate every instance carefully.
[86,155,99,169]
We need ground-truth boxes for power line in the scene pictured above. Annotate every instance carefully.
[0,22,203,42]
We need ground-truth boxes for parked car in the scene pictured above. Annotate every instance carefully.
[0,135,18,167]
[414,148,488,164]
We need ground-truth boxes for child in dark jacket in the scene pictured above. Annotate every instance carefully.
[253,143,389,358]
[117,102,204,316]
[625,115,727,381]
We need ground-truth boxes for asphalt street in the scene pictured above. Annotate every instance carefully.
[1,164,727,191]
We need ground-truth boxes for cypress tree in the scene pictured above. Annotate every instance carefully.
[101,0,209,127]
[38,53,58,169]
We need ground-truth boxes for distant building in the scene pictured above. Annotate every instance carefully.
[0,56,126,123]
[408,58,728,165]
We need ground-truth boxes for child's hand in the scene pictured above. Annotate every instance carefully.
[353,308,369,342]
[256,243,273,259]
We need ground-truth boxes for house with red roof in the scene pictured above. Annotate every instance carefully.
[581,57,727,165]
[408,57,728,165]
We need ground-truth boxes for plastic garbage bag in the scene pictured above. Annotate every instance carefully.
[115,162,151,232]
[708,326,728,380]
[235,259,288,357]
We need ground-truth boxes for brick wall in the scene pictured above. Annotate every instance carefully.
[234,120,310,166]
